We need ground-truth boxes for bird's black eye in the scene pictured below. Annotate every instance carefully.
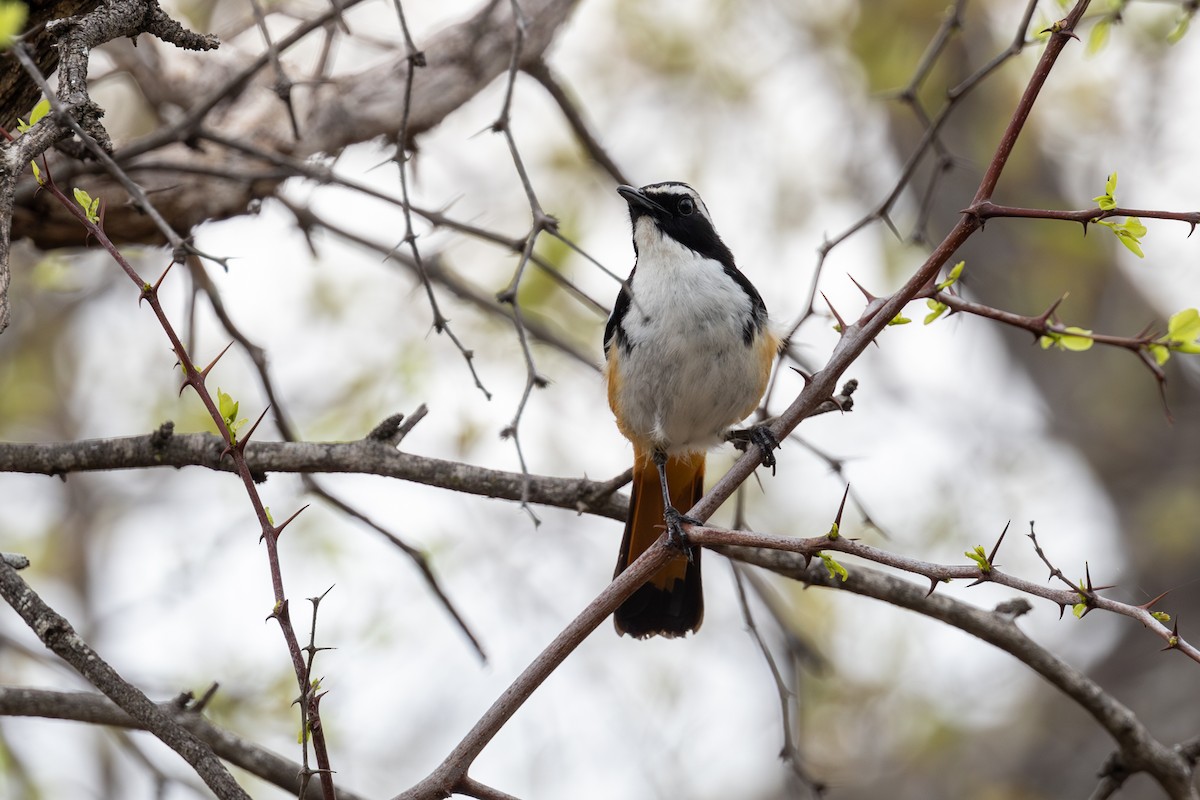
[677,197,695,216]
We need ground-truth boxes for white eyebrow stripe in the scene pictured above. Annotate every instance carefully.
[645,183,694,195]
[641,183,714,223]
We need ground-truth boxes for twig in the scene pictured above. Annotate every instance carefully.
[304,479,488,661]
[730,566,824,796]
[32,165,338,799]
[186,251,487,659]
[785,0,1041,332]
[492,0,557,523]
[387,0,492,401]
[0,430,630,521]
[0,686,370,800]
[0,562,250,799]
[391,531,677,800]
[721,545,1199,798]
[685,521,1200,663]
[523,59,632,186]
[274,198,599,371]
[697,2,1094,540]
[247,0,301,139]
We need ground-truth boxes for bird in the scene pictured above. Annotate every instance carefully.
[604,181,780,638]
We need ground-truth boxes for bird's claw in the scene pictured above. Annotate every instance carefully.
[663,506,702,561]
[728,424,781,473]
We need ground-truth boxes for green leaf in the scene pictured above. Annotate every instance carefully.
[16,98,49,133]
[1039,328,1094,352]
[1087,17,1111,55]
[28,97,48,125]
[1151,308,1200,362]
[819,552,849,582]
[827,522,839,540]
[1113,231,1145,258]
[1072,601,1087,618]
[1095,216,1146,258]
[1166,308,1200,349]
[1093,172,1118,211]
[1147,343,1170,366]
[1123,217,1147,238]
[1151,611,1171,623]
[1058,326,1095,351]
[72,187,99,223]
[0,1,27,49]
[30,160,42,185]
[1168,13,1191,44]
[924,299,947,325]
[964,545,991,573]
[216,387,248,441]
[935,260,966,292]
[887,314,911,326]
[217,388,238,424]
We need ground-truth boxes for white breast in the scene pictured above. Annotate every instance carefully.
[612,220,765,454]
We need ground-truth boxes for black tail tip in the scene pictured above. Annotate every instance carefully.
[614,576,703,639]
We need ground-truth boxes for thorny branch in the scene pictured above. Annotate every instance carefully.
[382,4,1200,799]
[783,0,1040,334]
[0,0,216,331]
[0,686,369,800]
[388,0,492,402]
[26,163,339,798]
[4,0,1200,797]
[0,427,630,521]
[720,540,1199,799]
[0,562,250,799]
[689,520,1199,663]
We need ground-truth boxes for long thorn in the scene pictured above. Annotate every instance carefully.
[199,341,236,381]
[274,504,311,538]
[987,521,1010,567]
[237,404,273,452]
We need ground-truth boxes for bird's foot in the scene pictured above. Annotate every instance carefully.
[727,424,781,473]
[663,506,703,561]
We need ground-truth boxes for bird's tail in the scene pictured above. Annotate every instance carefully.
[613,450,705,638]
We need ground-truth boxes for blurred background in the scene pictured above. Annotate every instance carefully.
[2,0,1199,798]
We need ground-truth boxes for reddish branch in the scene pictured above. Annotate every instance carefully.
[721,541,1199,799]
[686,523,1199,663]
[972,200,1200,232]
[388,5,1200,799]
[32,166,337,799]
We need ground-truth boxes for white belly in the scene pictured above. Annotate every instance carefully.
[610,241,764,454]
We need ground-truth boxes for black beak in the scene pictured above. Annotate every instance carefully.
[617,185,666,215]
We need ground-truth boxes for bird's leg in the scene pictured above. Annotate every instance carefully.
[726,423,781,473]
[653,449,702,558]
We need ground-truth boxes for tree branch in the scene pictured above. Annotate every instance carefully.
[685,523,1199,662]
[11,0,582,249]
[0,562,250,799]
[719,544,1199,799]
[0,426,629,520]
[0,686,369,800]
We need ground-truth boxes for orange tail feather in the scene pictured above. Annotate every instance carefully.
[613,451,705,638]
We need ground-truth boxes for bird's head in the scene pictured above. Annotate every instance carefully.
[617,182,734,269]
